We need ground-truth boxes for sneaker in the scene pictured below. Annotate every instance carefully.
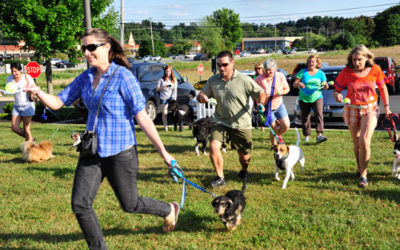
[163,202,180,233]
[164,126,169,131]
[277,135,284,144]
[316,135,327,143]
[238,169,248,179]
[304,136,310,142]
[210,176,226,188]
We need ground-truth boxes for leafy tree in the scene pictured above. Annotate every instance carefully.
[0,0,118,94]
[196,19,225,58]
[206,8,242,50]
[138,35,167,57]
[169,40,193,55]
[373,4,400,46]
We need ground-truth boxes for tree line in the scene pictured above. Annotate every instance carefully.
[127,4,400,57]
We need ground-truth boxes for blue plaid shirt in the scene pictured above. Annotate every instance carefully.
[58,61,145,157]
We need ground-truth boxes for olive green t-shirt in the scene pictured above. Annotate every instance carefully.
[201,70,263,129]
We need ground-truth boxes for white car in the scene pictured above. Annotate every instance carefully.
[184,54,196,60]
[143,55,152,61]
[308,48,317,54]
[152,55,162,61]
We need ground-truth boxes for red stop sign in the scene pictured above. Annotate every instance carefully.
[26,61,41,78]
[198,63,204,75]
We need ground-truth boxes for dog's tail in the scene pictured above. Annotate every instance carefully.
[241,172,248,194]
[295,127,300,147]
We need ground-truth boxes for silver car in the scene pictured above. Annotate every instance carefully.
[294,65,347,127]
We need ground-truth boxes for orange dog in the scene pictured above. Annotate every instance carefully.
[21,140,54,163]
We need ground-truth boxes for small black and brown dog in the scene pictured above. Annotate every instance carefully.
[211,174,247,231]
[168,99,194,132]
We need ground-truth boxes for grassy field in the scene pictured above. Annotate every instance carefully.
[0,121,399,249]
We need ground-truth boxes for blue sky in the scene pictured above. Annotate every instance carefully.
[112,0,398,27]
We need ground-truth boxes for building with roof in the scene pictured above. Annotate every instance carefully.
[0,41,35,61]
[238,36,303,52]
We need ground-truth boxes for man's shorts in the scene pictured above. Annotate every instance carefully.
[12,104,35,117]
[210,124,252,154]
[343,104,379,127]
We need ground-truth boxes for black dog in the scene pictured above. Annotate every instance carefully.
[192,117,230,155]
[168,100,194,132]
[193,117,213,155]
[211,174,247,231]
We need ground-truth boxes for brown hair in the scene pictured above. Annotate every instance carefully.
[83,28,130,69]
[307,54,322,68]
[346,44,374,69]
[162,65,176,83]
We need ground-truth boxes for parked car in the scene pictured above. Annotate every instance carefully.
[152,55,162,61]
[130,62,195,120]
[240,51,251,57]
[256,48,265,54]
[193,53,208,61]
[294,65,347,127]
[374,57,399,94]
[142,55,152,61]
[308,48,317,54]
[287,63,307,95]
[55,60,77,68]
[184,54,196,60]
[42,58,62,66]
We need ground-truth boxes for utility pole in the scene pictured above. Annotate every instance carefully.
[83,0,92,70]
[83,0,92,32]
[274,26,277,51]
[150,18,154,55]
[120,0,124,46]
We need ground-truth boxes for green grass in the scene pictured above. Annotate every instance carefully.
[0,121,399,249]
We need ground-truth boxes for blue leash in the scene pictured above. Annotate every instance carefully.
[169,160,216,209]
[257,105,279,141]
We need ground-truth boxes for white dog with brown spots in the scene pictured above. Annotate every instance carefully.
[273,127,305,189]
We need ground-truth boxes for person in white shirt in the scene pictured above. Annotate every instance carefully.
[156,65,177,131]
[6,63,36,141]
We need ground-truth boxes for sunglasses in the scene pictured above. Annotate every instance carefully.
[255,68,263,70]
[81,43,105,53]
[217,63,230,67]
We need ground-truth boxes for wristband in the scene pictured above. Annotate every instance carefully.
[384,104,390,107]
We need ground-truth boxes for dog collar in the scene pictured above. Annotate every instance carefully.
[280,152,289,161]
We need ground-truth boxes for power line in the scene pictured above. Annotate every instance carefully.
[122,2,397,23]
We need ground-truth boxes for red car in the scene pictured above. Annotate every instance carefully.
[374,57,399,94]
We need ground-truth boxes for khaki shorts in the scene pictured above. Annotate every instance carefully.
[210,124,253,154]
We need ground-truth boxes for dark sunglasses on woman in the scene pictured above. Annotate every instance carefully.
[81,43,105,53]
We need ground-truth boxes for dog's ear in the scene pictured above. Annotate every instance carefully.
[211,197,221,208]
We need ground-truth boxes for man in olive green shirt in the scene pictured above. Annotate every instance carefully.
[197,50,266,188]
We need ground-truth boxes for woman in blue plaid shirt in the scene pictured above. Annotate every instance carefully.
[29,28,179,249]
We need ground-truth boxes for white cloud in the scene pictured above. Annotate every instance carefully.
[167,12,190,17]
[166,4,191,10]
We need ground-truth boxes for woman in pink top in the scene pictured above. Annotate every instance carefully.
[255,59,290,146]
[334,44,392,188]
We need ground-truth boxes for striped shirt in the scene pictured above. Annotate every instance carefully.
[58,61,145,157]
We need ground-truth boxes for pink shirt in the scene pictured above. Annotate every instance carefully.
[255,72,289,110]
